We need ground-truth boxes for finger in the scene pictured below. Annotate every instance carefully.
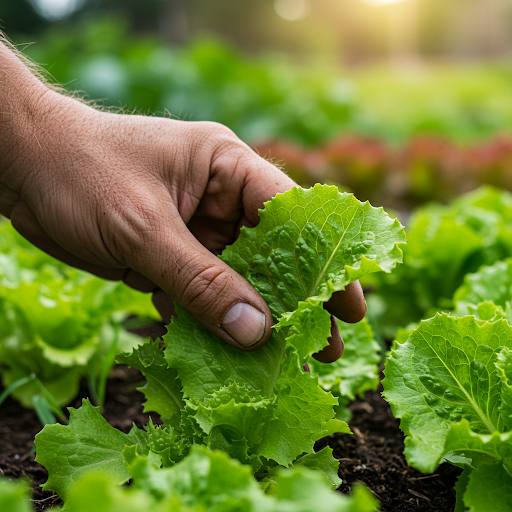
[121,206,273,351]
[122,268,158,293]
[242,157,297,225]
[324,281,367,324]
[312,315,344,364]
[210,142,296,226]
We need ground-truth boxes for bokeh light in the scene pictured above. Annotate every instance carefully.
[29,0,84,20]
[274,0,311,21]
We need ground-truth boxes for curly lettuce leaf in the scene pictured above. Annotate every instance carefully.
[0,225,157,406]
[128,446,377,512]
[454,258,512,313]
[164,185,404,469]
[383,313,512,473]
[0,452,380,512]
[35,399,150,499]
[281,447,342,491]
[37,185,404,496]
[371,186,512,337]
[442,420,512,471]
[496,348,512,431]
[116,339,183,427]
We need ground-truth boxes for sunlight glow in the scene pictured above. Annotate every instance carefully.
[274,0,311,22]
[362,0,408,6]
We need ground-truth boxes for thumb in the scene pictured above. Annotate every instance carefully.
[126,215,273,351]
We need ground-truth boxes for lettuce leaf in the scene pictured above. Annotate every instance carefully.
[3,446,378,512]
[463,463,512,512]
[383,313,512,473]
[0,223,158,407]
[454,258,512,313]
[371,186,512,337]
[35,399,150,500]
[0,478,32,512]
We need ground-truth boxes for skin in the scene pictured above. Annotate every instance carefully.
[0,41,366,363]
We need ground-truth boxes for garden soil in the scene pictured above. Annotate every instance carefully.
[0,327,460,512]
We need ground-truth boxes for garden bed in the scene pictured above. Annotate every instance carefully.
[0,362,460,512]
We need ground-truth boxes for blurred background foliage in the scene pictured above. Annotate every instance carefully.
[2,0,512,207]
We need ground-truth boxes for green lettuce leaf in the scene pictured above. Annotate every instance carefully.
[163,185,404,469]
[284,447,342,491]
[454,258,512,313]
[463,463,512,512]
[116,339,183,427]
[35,399,149,499]
[128,446,377,512]
[0,478,32,512]
[453,467,471,512]
[442,420,512,472]
[383,313,512,473]
[37,185,405,496]
[496,348,512,430]
[0,222,157,407]
[371,186,512,337]
[0,450,380,512]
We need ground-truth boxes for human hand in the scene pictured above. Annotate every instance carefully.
[0,47,366,361]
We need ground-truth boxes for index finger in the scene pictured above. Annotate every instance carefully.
[240,153,297,225]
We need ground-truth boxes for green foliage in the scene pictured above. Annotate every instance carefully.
[17,17,512,147]
[383,311,512,509]
[35,184,405,502]
[373,186,512,338]
[0,222,157,407]
[6,447,379,512]
[0,478,32,512]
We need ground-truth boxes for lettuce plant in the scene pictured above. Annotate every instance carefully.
[370,186,512,338]
[0,222,157,407]
[35,184,405,502]
[1,447,378,512]
[383,312,512,512]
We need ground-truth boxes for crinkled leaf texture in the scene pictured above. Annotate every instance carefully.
[383,313,512,473]
[37,185,404,499]
[371,186,512,338]
[454,258,512,317]
[29,447,378,512]
[165,185,404,468]
[35,399,150,500]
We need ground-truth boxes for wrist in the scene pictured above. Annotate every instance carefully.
[0,43,93,193]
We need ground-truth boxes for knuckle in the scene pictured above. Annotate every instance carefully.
[179,264,231,315]
[196,121,237,140]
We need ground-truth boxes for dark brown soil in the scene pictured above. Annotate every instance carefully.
[1,328,460,512]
